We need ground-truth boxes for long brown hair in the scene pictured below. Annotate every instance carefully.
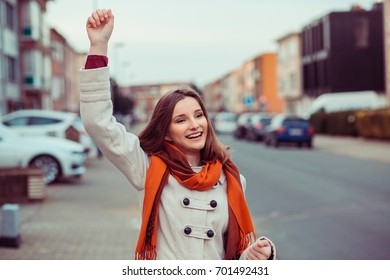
[138,87,231,164]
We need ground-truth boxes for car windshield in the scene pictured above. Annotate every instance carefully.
[29,117,62,125]
[261,118,272,125]
[283,118,307,126]
[2,116,28,126]
[217,113,236,122]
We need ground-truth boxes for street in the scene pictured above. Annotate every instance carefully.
[219,135,390,260]
[0,135,389,259]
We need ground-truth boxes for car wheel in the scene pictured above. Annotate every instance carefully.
[307,141,313,149]
[29,155,61,184]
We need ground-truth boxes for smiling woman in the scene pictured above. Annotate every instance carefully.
[79,8,276,260]
[144,93,209,166]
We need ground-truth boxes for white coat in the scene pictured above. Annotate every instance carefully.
[79,66,275,260]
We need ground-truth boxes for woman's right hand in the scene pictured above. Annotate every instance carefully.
[86,9,114,55]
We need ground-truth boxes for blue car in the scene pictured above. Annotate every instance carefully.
[264,114,314,148]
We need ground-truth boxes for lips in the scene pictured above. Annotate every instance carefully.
[186,132,203,139]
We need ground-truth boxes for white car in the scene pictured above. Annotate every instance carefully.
[213,112,237,134]
[0,124,87,184]
[1,109,97,158]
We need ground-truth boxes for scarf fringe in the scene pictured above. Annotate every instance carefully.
[135,244,157,260]
[237,232,256,257]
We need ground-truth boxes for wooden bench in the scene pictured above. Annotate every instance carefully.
[0,168,46,203]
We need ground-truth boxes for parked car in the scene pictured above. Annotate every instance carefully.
[213,112,237,134]
[1,109,97,157]
[264,114,314,148]
[246,113,273,141]
[0,124,87,184]
[233,112,254,139]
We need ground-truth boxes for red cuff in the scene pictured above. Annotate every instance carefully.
[85,55,109,69]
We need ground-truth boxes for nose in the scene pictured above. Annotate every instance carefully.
[189,117,200,130]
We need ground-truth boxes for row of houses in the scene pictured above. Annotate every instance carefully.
[203,1,388,116]
[0,0,85,116]
[2,1,390,120]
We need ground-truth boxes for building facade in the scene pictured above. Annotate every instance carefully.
[50,27,66,110]
[0,0,83,115]
[277,32,310,115]
[120,82,198,122]
[18,0,52,109]
[203,79,222,113]
[0,0,21,115]
[50,28,84,112]
[301,3,385,98]
[253,53,285,113]
[203,52,285,114]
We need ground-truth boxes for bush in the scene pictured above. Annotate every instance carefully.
[309,110,326,134]
[309,110,357,136]
[325,110,357,136]
[355,108,390,139]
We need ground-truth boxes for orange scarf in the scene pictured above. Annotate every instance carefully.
[135,141,255,260]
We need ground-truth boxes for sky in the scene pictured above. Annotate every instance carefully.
[46,0,379,87]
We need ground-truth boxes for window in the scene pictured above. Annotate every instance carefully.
[3,117,29,126]
[51,41,64,62]
[6,2,16,30]
[6,56,17,83]
[21,1,41,40]
[29,117,62,125]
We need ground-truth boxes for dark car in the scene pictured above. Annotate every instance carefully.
[264,114,314,148]
[233,112,253,139]
[246,113,273,141]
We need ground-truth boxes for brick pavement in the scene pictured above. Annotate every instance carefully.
[0,158,141,260]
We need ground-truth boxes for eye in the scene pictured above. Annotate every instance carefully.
[195,113,204,118]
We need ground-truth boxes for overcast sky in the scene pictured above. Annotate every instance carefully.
[46,0,378,87]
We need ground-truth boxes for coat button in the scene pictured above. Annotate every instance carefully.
[184,227,192,235]
[210,200,217,208]
[183,198,190,206]
[207,230,215,238]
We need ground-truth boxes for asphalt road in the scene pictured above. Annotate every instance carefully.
[218,135,390,260]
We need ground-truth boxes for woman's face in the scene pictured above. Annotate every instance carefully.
[165,97,208,160]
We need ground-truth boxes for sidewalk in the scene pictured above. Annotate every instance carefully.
[0,158,140,260]
[314,134,390,165]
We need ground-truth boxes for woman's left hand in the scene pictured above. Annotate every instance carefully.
[245,239,272,260]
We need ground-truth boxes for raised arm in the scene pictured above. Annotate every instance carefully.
[80,9,149,191]
[86,9,114,56]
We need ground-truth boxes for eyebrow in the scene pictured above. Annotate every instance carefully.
[172,109,203,120]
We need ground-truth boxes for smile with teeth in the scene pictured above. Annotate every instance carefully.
[186,132,202,139]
